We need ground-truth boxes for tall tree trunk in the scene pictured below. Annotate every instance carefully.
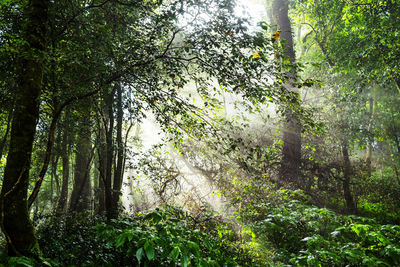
[93,153,99,209]
[50,157,54,206]
[57,110,70,212]
[52,155,60,203]
[0,0,49,257]
[104,86,116,220]
[97,124,107,214]
[111,83,124,219]
[342,140,356,213]
[53,127,61,198]
[365,92,375,175]
[69,105,92,212]
[0,108,13,162]
[50,135,60,207]
[272,0,302,184]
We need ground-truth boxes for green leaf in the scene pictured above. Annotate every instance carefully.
[144,240,155,260]
[170,247,180,261]
[204,238,212,250]
[116,233,126,248]
[181,254,189,267]
[187,241,200,256]
[136,248,144,264]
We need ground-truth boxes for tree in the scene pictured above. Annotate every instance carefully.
[0,0,49,256]
[0,0,301,256]
[69,101,93,212]
[56,109,71,212]
[271,0,302,184]
[292,0,400,212]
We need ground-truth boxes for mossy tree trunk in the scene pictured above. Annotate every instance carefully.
[0,0,49,257]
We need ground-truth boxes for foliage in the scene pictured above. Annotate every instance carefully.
[0,251,57,267]
[35,207,263,266]
[241,188,400,266]
[0,0,400,265]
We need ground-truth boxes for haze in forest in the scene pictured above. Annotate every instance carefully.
[0,0,399,266]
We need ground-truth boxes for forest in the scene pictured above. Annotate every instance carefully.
[0,0,399,266]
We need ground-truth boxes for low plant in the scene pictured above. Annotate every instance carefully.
[242,189,400,266]
[35,207,263,266]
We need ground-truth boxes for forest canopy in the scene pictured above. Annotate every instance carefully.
[0,0,399,266]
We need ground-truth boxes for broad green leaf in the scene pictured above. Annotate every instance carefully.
[170,247,180,261]
[116,234,126,248]
[181,254,189,267]
[144,240,155,260]
[136,247,144,264]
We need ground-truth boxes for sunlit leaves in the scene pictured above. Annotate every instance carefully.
[94,208,260,266]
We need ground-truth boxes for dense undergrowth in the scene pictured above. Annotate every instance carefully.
[241,189,400,266]
[1,189,400,266]
[0,207,263,266]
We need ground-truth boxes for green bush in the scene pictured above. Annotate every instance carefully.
[243,189,400,266]
[35,207,263,266]
[95,207,262,266]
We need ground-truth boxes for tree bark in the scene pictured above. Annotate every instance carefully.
[50,129,60,207]
[103,85,116,220]
[0,0,49,257]
[97,123,107,214]
[272,0,302,184]
[57,110,70,212]
[365,92,375,175]
[0,108,12,162]
[69,104,93,212]
[110,83,124,219]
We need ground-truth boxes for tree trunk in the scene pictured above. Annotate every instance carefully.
[104,86,116,220]
[57,110,70,212]
[93,153,99,208]
[111,83,124,219]
[97,124,107,214]
[0,0,49,257]
[342,141,356,213]
[0,108,12,162]
[69,105,92,212]
[365,92,375,175]
[53,128,61,198]
[50,138,60,207]
[272,0,302,184]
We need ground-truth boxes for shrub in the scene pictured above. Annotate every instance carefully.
[36,207,263,266]
[242,189,400,266]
